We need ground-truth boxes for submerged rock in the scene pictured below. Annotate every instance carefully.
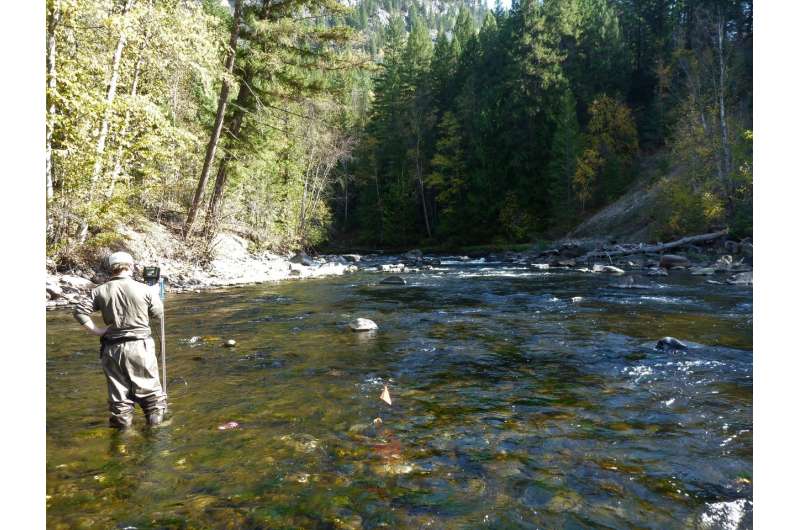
[614,276,651,288]
[349,318,378,332]
[656,336,688,351]
[342,254,361,262]
[380,275,406,285]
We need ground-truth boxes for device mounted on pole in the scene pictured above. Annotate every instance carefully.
[143,266,167,404]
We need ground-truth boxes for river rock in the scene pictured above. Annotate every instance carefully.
[379,263,405,273]
[530,263,550,270]
[555,258,576,267]
[713,255,734,271]
[726,271,752,286]
[724,240,740,254]
[60,275,96,292]
[46,280,63,299]
[349,318,378,332]
[656,336,688,351]
[289,252,313,266]
[647,267,669,276]
[342,254,361,262]
[380,276,406,285]
[592,264,625,274]
[403,249,423,260]
[224,339,236,347]
[659,254,690,269]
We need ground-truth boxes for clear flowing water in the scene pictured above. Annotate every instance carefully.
[46,258,753,529]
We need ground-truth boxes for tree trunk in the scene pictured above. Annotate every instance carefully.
[415,132,432,238]
[46,0,61,203]
[183,0,243,238]
[89,0,135,199]
[577,229,729,261]
[716,13,732,197]
[200,0,275,240]
[343,162,348,229]
[107,38,145,198]
[201,81,249,239]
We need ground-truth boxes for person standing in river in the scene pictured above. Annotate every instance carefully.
[73,251,167,428]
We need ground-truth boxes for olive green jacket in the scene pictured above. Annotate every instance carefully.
[73,276,163,340]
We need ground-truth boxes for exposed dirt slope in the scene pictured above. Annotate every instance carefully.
[568,154,673,243]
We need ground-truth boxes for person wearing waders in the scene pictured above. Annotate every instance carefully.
[73,252,167,428]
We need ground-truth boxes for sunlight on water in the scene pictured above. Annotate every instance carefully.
[47,258,752,528]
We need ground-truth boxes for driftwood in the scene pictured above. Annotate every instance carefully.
[578,229,729,262]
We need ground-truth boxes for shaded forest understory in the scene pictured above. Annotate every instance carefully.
[46,0,752,268]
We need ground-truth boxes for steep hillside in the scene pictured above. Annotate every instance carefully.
[567,154,669,243]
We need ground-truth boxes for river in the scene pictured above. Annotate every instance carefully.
[46,256,753,529]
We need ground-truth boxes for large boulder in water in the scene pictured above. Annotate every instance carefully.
[656,336,688,351]
[380,276,406,285]
[342,254,361,263]
[349,318,378,332]
[659,254,690,269]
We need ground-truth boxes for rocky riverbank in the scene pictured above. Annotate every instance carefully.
[46,221,752,309]
[45,221,363,309]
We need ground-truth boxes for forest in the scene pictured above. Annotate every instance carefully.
[45,0,753,265]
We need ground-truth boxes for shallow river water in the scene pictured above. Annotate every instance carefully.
[46,258,753,529]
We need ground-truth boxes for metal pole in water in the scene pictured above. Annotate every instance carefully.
[159,276,166,402]
[161,312,166,395]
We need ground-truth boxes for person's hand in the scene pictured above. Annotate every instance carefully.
[91,326,108,337]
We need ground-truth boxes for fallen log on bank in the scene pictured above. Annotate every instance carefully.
[577,229,729,262]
